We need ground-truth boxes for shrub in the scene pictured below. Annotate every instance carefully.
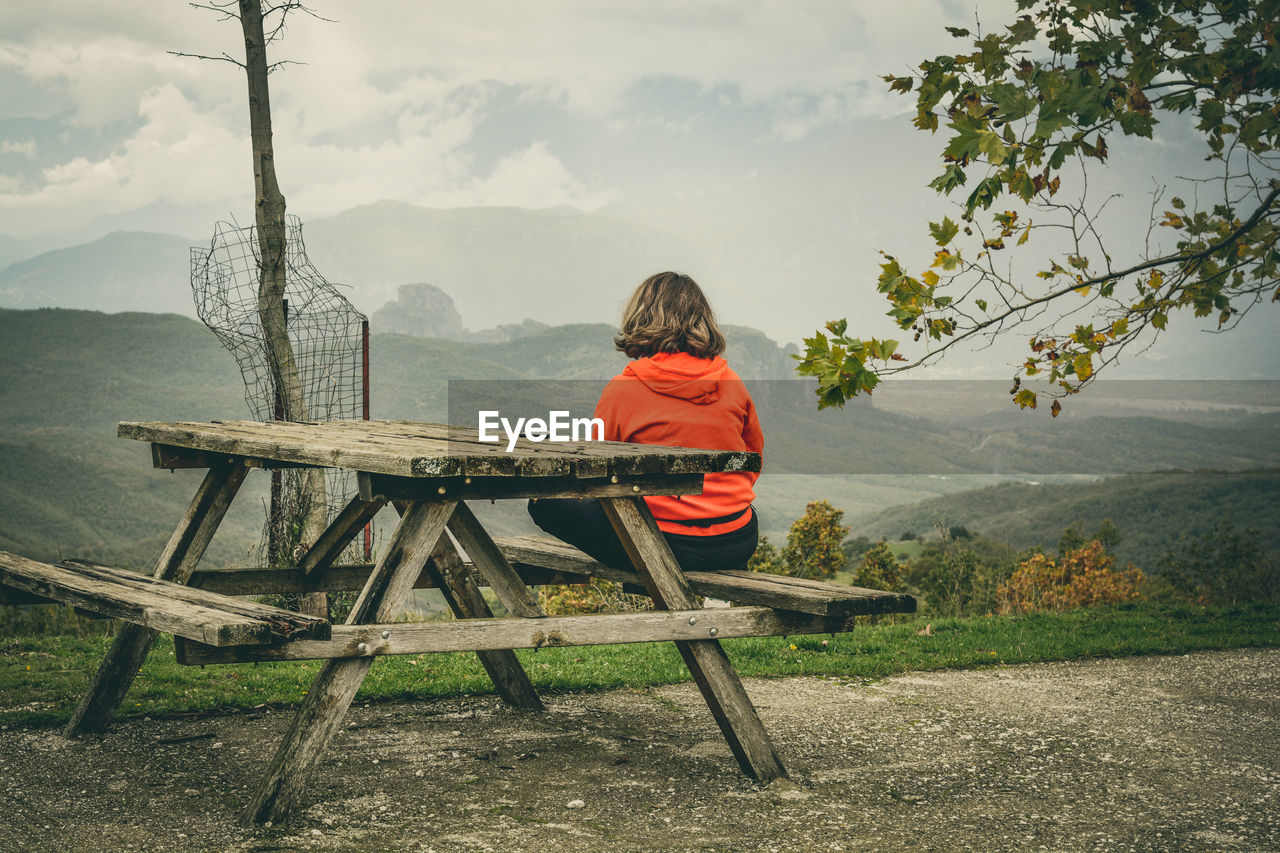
[998,540,1144,614]
[747,535,783,574]
[1158,517,1279,606]
[751,501,849,581]
[537,578,653,615]
[920,549,979,619]
[853,542,904,591]
[780,500,849,580]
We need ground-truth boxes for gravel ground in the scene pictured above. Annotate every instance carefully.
[1,648,1276,852]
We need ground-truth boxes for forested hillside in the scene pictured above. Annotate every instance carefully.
[1,308,1275,570]
[850,469,1280,570]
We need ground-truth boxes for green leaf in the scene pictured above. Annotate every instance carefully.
[1006,16,1037,44]
[928,165,967,194]
[978,130,1009,165]
[929,217,959,246]
[818,386,847,410]
[943,126,983,163]
[964,176,1002,215]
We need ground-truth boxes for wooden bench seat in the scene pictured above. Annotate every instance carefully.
[495,536,916,618]
[180,537,916,620]
[0,551,330,646]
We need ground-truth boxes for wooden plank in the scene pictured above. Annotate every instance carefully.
[119,420,760,479]
[122,420,451,478]
[58,560,330,636]
[447,502,544,619]
[601,496,788,782]
[496,536,917,618]
[65,462,249,737]
[426,535,544,710]
[358,472,705,503]
[150,443,310,470]
[0,554,324,646]
[241,500,457,826]
[176,607,850,663]
[188,562,573,596]
[297,496,386,575]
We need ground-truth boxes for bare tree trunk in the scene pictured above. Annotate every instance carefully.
[239,0,327,614]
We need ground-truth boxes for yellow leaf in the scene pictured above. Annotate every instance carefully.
[1073,353,1093,380]
[922,270,939,286]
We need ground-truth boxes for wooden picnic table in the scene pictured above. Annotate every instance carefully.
[0,418,915,826]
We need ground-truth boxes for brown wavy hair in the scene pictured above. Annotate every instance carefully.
[614,272,727,360]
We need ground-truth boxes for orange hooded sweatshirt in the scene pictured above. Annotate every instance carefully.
[593,351,761,536]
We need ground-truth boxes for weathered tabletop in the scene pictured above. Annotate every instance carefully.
[121,418,760,478]
[66,419,785,826]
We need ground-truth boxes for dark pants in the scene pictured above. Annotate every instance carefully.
[527,498,758,572]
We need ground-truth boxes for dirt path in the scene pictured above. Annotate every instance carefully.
[2,648,1277,852]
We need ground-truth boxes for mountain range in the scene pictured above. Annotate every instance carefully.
[1,192,1276,382]
[1,307,1276,574]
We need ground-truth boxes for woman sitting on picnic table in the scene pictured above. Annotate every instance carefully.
[529,271,761,571]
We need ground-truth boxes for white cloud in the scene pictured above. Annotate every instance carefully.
[0,0,1010,238]
[0,85,243,233]
[0,36,230,127]
[1,139,37,157]
[458,141,616,210]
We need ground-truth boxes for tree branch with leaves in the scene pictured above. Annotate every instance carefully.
[797,0,1280,413]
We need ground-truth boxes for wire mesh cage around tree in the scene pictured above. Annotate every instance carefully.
[191,216,370,567]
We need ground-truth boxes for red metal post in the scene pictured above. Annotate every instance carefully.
[361,317,372,561]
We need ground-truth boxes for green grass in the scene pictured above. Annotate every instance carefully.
[2,602,1277,728]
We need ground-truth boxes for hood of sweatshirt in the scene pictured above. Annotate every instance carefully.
[622,352,730,405]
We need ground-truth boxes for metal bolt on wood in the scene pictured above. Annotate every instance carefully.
[380,630,390,639]
[357,643,368,654]
[688,616,698,625]
[709,628,718,636]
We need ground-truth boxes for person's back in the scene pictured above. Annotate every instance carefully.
[528,271,761,571]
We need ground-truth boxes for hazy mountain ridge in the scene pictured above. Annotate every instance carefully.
[850,469,1280,570]
[1,196,1275,387]
[0,203,709,335]
[0,231,195,317]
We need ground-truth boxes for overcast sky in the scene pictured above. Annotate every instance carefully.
[0,0,995,238]
[1,1,1273,376]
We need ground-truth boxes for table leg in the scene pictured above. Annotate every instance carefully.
[447,501,544,618]
[426,532,544,710]
[600,497,787,782]
[297,495,386,575]
[295,495,387,619]
[241,500,457,826]
[65,462,249,737]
